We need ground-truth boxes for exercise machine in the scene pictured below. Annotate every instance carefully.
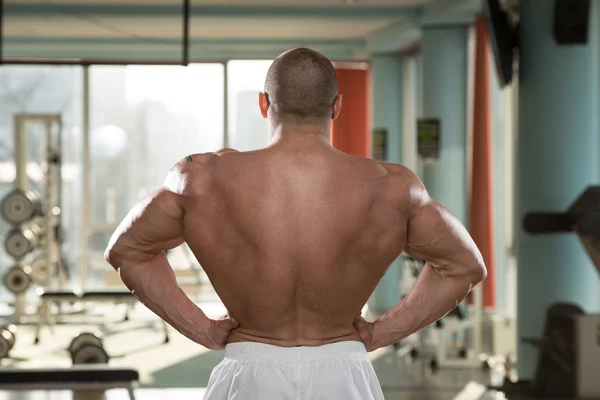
[498,186,600,398]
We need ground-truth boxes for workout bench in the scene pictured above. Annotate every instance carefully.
[0,365,139,400]
[34,289,169,344]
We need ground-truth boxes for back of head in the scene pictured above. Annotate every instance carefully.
[264,48,338,123]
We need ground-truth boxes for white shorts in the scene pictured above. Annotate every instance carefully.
[204,341,384,400]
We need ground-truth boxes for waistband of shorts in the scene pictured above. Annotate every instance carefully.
[224,341,368,362]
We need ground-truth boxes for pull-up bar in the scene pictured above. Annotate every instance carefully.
[182,0,190,66]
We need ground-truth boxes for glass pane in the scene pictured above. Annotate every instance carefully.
[227,60,273,151]
[0,65,82,301]
[88,63,224,288]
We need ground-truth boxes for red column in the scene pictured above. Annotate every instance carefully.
[331,68,370,158]
[470,15,496,309]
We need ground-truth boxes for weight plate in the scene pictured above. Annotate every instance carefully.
[0,326,15,351]
[6,328,15,350]
[5,228,38,259]
[3,267,31,294]
[0,334,9,359]
[3,324,16,350]
[0,324,17,335]
[1,189,40,224]
[68,332,103,354]
[71,343,109,364]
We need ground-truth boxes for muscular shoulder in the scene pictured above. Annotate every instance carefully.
[214,148,239,156]
[164,149,239,195]
[181,148,239,166]
[379,162,429,214]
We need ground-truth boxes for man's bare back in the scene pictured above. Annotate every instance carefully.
[105,133,485,351]
[179,136,409,347]
[105,47,486,399]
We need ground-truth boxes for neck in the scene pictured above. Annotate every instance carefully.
[268,120,332,145]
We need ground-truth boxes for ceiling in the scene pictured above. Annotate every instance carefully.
[5,17,403,39]
[1,0,483,62]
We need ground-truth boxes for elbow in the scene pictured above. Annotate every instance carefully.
[104,247,116,270]
[473,263,487,284]
[104,230,131,271]
[468,256,487,285]
[104,243,122,271]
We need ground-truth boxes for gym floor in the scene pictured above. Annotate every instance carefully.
[1,295,502,400]
[0,387,499,400]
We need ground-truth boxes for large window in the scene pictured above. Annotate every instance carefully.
[0,61,271,296]
[87,64,224,288]
[227,60,272,151]
[0,66,83,300]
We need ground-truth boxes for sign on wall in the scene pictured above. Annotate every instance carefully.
[372,128,388,161]
[417,118,441,162]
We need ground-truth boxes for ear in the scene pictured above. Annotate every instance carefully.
[332,94,343,120]
[259,92,269,118]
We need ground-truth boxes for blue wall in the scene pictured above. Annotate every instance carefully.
[516,0,600,378]
[420,26,468,223]
[370,55,404,314]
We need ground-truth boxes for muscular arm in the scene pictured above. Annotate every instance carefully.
[372,171,487,349]
[104,159,214,346]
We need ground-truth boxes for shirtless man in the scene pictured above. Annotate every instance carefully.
[105,48,487,399]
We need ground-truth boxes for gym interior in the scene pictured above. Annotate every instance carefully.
[0,0,599,399]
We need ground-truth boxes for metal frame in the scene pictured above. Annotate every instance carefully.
[18,115,64,285]
[505,73,518,319]
[223,61,229,148]
[43,117,62,286]
[33,292,169,345]
[11,114,63,320]
[1,58,230,65]
[13,116,29,192]
[81,66,90,292]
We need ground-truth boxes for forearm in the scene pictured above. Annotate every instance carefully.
[115,252,210,344]
[374,262,479,348]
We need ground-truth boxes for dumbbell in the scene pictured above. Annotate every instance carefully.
[3,266,32,294]
[5,225,42,260]
[1,189,41,225]
[0,324,17,359]
[68,332,110,364]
